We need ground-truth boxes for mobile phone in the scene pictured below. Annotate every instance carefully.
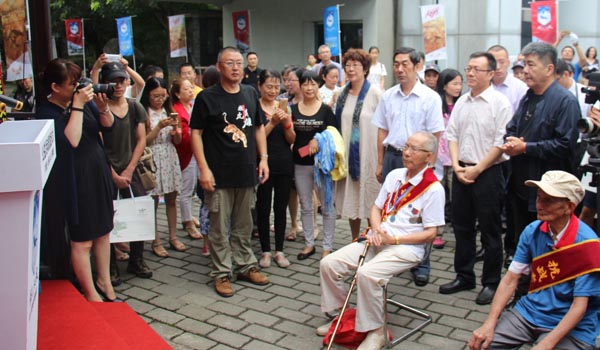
[278,98,288,110]
[105,54,121,62]
[169,113,178,121]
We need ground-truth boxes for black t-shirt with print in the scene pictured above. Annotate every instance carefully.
[291,103,337,165]
[190,83,265,188]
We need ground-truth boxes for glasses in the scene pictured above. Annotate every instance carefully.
[400,144,431,154]
[345,63,362,70]
[536,195,569,206]
[220,60,244,68]
[464,66,493,73]
[150,94,168,100]
[284,79,299,83]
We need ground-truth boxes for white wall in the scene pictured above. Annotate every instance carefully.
[222,0,394,87]
[395,0,522,77]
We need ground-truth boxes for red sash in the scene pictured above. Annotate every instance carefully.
[381,167,438,222]
[529,238,600,293]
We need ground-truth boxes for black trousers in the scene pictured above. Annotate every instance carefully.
[256,174,292,253]
[452,164,504,288]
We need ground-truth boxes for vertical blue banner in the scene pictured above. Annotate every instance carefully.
[323,5,340,56]
[116,16,134,56]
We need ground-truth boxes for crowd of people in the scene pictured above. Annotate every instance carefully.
[34,34,600,349]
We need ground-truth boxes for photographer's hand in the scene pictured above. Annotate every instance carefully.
[589,107,600,128]
[72,84,94,109]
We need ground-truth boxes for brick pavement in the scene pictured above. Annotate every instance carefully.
[113,199,521,350]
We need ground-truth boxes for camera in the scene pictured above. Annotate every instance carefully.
[76,78,116,99]
[578,72,600,135]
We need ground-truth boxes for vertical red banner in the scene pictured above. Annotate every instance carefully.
[65,19,83,56]
[232,10,250,52]
[531,1,557,44]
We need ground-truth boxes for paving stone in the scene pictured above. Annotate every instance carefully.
[126,298,156,314]
[172,332,216,349]
[121,286,159,301]
[206,300,246,316]
[268,295,308,310]
[146,307,186,325]
[240,324,286,343]
[175,318,216,335]
[271,306,313,324]
[151,284,191,298]
[207,328,251,348]
[206,314,248,331]
[241,339,285,350]
[150,295,188,311]
[177,303,217,321]
[235,286,274,301]
[239,310,280,327]
[149,321,184,340]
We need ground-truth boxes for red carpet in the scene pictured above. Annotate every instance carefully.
[38,280,171,350]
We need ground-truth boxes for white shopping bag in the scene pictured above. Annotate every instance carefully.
[110,187,155,243]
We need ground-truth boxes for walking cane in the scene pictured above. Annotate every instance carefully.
[326,235,371,350]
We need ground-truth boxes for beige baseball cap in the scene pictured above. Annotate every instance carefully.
[525,170,585,204]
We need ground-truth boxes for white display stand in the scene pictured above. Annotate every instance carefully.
[0,120,55,350]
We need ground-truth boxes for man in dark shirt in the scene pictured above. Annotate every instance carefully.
[190,46,270,298]
[500,42,580,298]
[241,51,262,93]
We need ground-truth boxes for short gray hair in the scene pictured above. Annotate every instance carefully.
[521,42,557,67]
[414,131,438,155]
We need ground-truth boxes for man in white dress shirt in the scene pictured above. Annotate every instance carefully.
[439,52,513,306]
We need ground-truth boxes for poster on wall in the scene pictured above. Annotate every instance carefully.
[116,16,134,57]
[168,15,187,58]
[420,4,447,61]
[0,0,33,81]
[232,10,250,53]
[65,19,83,56]
[531,1,557,44]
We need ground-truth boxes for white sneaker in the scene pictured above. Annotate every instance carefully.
[316,320,333,336]
[357,329,386,350]
[259,252,272,268]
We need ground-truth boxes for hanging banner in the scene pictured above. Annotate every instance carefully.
[65,19,83,56]
[531,1,557,44]
[168,15,187,58]
[420,4,447,61]
[232,10,250,53]
[323,5,341,56]
[0,0,32,81]
[116,16,133,56]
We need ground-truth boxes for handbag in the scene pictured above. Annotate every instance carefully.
[322,308,392,348]
[136,147,157,191]
[110,186,155,243]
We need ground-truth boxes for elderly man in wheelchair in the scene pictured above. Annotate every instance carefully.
[317,131,445,350]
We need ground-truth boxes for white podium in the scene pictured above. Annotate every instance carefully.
[0,120,55,350]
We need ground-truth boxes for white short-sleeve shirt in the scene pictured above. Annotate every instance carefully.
[374,167,445,257]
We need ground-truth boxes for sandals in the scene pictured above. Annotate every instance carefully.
[286,227,298,241]
[169,238,187,252]
[185,226,202,240]
[192,217,200,228]
[152,242,169,258]
[114,246,129,261]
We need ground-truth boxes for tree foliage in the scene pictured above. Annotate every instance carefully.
[49,0,218,72]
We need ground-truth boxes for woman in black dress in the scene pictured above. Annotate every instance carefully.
[37,59,117,302]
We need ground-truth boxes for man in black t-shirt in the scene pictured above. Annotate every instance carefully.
[190,46,270,298]
[241,51,262,93]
